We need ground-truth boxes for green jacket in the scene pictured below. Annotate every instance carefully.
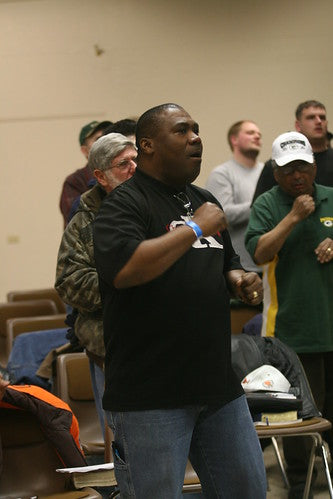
[55,184,106,359]
[245,183,333,353]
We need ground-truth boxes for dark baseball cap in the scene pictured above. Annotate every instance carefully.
[79,120,113,145]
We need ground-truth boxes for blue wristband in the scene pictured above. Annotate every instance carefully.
[185,220,203,239]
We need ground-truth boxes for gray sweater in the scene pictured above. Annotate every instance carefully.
[206,158,263,272]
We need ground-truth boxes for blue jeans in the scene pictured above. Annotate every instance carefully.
[89,359,106,439]
[7,328,68,390]
[106,394,266,498]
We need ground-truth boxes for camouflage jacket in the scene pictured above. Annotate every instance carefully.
[55,184,106,358]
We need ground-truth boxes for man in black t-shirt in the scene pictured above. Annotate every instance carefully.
[253,100,333,202]
[94,103,266,499]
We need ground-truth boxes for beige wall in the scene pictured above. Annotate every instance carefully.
[1,0,332,300]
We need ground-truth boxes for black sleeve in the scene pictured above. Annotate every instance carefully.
[222,227,243,273]
[252,159,277,204]
[93,187,147,290]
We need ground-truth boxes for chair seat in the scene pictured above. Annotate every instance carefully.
[256,417,332,437]
[183,460,200,485]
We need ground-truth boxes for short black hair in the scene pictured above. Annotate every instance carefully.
[136,103,184,151]
[103,118,137,137]
[295,100,326,120]
[227,120,256,150]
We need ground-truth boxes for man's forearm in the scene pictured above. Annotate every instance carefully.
[114,225,197,289]
[254,213,298,264]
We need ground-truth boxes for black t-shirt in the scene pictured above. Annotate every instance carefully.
[252,148,333,203]
[94,169,244,411]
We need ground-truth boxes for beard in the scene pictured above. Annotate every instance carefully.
[239,146,260,161]
[308,135,327,151]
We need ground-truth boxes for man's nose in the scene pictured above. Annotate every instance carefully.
[129,160,137,172]
[189,132,201,143]
[291,168,302,178]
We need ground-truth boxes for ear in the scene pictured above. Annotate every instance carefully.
[140,138,154,155]
[273,167,279,183]
[295,120,301,132]
[230,134,238,150]
[94,169,108,188]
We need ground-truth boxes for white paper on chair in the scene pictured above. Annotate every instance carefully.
[56,462,114,474]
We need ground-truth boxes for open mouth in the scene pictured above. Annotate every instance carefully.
[189,150,202,159]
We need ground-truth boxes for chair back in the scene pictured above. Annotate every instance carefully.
[231,334,320,419]
[6,314,66,345]
[0,408,101,498]
[0,300,59,366]
[0,408,69,496]
[7,287,67,314]
[56,352,104,455]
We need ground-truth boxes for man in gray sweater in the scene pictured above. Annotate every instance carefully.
[206,120,263,272]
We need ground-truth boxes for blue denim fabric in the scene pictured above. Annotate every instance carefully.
[7,328,68,390]
[106,394,267,498]
[88,358,105,439]
[242,313,262,336]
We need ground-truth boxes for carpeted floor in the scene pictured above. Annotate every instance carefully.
[265,438,331,498]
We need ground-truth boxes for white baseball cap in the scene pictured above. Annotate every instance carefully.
[241,365,291,393]
[272,131,314,166]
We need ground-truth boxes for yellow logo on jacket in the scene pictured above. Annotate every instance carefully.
[320,217,333,227]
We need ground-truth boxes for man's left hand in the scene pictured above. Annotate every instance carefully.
[235,272,263,305]
[315,238,333,264]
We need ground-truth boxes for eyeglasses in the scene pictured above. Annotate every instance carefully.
[278,163,314,175]
[107,158,137,172]
[173,192,193,218]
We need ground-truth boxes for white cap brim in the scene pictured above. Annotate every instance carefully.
[275,153,314,167]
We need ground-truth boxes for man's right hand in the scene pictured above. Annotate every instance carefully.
[192,202,228,237]
[290,194,315,222]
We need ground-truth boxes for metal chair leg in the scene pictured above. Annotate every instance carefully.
[271,436,290,489]
[302,435,317,499]
[109,489,120,498]
[318,440,333,498]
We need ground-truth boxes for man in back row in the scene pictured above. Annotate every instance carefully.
[253,100,333,201]
[93,103,266,498]
[206,120,263,272]
[66,118,137,223]
[59,120,112,227]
